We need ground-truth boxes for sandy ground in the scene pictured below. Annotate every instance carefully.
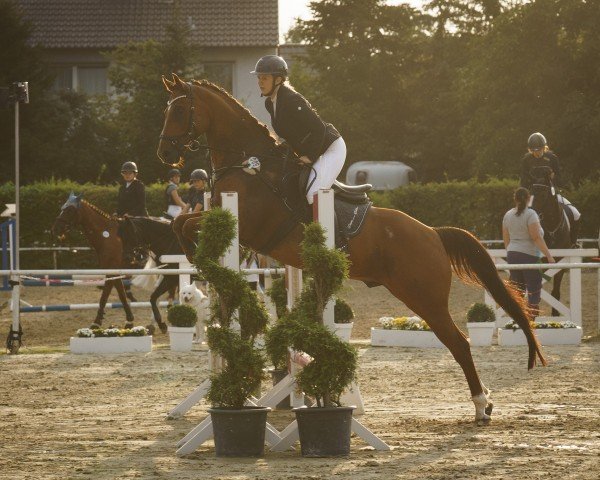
[0,275,599,479]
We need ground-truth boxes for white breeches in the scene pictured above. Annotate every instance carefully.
[306,137,346,204]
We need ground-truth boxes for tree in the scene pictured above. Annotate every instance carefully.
[106,16,205,183]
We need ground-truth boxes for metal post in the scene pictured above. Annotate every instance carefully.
[9,100,21,353]
[313,189,336,330]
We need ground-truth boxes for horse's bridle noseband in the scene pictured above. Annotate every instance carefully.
[159,83,201,157]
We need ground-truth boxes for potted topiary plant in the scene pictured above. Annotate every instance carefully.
[333,298,354,342]
[466,302,496,346]
[193,208,270,457]
[267,223,358,457]
[167,304,197,352]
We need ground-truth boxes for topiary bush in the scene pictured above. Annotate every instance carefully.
[466,302,496,323]
[334,298,354,324]
[266,276,288,320]
[167,304,198,327]
[266,223,357,407]
[193,208,268,409]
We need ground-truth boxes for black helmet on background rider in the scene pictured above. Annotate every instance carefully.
[527,132,547,150]
[168,168,181,179]
[190,169,208,181]
[121,161,138,173]
[251,55,288,77]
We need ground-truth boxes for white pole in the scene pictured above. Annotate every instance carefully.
[314,189,335,330]
[9,99,21,353]
[221,192,240,332]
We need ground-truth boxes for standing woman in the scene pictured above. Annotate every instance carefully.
[502,187,555,315]
[251,55,346,204]
[116,161,148,217]
[164,168,188,219]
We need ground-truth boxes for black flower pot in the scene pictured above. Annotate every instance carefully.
[293,406,355,457]
[209,406,271,457]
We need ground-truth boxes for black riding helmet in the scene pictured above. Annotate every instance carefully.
[528,132,547,150]
[251,55,288,77]
[190,168,208,181]
[121,161,138,173]
[168,168,181,179]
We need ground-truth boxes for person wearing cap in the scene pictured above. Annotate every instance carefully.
[520,132,580,244]
[165,168,188,219]
[116,161,147,217]
[251,55,345,205]
[185,169,209,214]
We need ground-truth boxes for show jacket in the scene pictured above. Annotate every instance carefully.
[117,178,148,216]
[520,151,562,190]
[265,84,340,162]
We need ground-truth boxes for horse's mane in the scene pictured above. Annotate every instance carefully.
[81,199,112,220]
[192,79,278,150]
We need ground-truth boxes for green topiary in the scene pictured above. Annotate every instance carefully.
[266,277,288,319]
[266,223,357,408]
[193,208,268,409]
[334,298,354,324]
[167,304,198,327]
[466,302,496,323]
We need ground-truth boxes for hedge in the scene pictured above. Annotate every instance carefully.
[0,179,598,268]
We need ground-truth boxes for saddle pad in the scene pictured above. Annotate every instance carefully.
[334,197,372,240]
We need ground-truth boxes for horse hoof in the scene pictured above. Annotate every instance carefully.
[159,323,168,334]
[90,323,102,330]
[485,403,494,416]
[124,322,134,329]
[476,416,491,426]
[146,324,156,335]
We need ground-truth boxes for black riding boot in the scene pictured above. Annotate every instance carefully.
[570,219,580,247]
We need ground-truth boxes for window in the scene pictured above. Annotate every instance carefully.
[201,63,233,92]
[78,67,108,95]
[51,66,73,91]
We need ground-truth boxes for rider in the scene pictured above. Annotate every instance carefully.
[520,132,581,245]
[116,161,148,217]
[185,169,209,213]
[164,168,188,219]
[251,55,346,205]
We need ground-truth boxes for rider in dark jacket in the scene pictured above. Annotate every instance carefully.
[116,161,148,217]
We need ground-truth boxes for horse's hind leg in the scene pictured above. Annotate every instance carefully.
[551,270,565,317]
[173,213,201,262]
[114,278,135,328]
[150,276,175,334]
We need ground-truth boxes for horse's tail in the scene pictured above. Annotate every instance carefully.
[434,226,547,369]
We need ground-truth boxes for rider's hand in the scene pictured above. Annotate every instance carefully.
[547,255,556,263]
[298,156,312,165]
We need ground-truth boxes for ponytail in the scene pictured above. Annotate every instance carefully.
[514,187,530,216]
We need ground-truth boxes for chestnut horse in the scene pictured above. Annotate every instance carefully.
[158,75,546,422]
[52,193,136,328]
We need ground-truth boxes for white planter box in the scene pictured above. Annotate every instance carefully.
[371,328,444,348]
[168,326,195,352]
[498,327,582,346]
[467,322,495,346]
[70,336,152,354]
[334,322,353,342]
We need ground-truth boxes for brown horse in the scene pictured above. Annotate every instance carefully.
[158,75,546,422]
[51,193,136,328]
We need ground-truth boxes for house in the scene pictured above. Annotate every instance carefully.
[14,0,278,124]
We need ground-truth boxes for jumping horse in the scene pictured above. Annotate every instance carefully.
[157,74,546,422]
[530,165,575,316]
[52,193,136,328]
[119,216,185,333]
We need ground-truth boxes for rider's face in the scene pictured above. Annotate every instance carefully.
[529,148,544,158]
[257,74,282,96]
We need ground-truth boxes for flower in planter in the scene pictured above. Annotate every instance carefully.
[378,315,430,331]
[167,304,198,328]
[504,320,578,330]
[76,328,95,338]
[466,303,496,323]
[129,326,150,336]
[76,326,149,337]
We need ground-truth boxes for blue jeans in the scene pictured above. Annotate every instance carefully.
[507,251,542,308]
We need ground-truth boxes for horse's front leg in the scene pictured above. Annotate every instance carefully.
[113,278,135,328]
[173,212,202,262]
[551,269,566,316]
[93,281,113,328]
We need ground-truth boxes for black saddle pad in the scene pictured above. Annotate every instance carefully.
[334,197,372,245]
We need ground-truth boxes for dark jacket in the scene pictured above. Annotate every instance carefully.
[265,84,340,162]
[520,151,562,190]
[185,186,205,211]
[116,178,147,216]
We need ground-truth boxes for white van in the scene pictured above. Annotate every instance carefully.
[345,161,415,191]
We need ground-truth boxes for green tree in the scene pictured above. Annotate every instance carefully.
[106,16,205,183]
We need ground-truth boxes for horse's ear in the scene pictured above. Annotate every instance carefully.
[162,75,174,92]
[172,73,184,86]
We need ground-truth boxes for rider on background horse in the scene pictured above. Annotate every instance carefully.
[115,161,148,217]
[252,55,346,205]
[184,168,208,214]
[519,132,581,245]
[164,168,189,219]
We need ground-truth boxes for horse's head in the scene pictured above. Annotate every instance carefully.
[52,192,82,240]
[530,165,556,213]
[157,73,211,168]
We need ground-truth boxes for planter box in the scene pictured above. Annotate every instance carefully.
[498,327,582,346]
[168,326,195,352]
[334,322,353,342]
[70,335,152,354]
[371,328,444,348]
[467,322,495,347]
